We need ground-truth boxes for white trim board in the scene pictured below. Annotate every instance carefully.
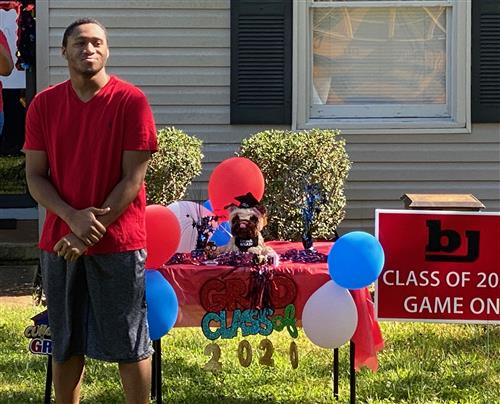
[0,208,38,220]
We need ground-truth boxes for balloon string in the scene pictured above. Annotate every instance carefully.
[220,226,232,236]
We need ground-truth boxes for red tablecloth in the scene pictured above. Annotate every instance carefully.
[159,241,384,371]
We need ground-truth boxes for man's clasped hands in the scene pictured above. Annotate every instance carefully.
[53,207,110,261]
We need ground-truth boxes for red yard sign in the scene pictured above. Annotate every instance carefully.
[375,210,500,324]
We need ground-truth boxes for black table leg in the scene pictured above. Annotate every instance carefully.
[154,339,162,404]
[333,348,339,400]
[44,355,52,404]
[350,341,356,404]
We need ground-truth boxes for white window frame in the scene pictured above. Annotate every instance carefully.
[293,0,471,134]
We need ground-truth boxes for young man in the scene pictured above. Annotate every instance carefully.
[23,18,157,404]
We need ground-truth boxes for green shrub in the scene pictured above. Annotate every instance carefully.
[239,128,351,241]
[145,127,203,205]
[0,156,26,194]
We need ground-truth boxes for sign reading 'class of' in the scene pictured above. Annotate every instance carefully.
[375,210,500,324]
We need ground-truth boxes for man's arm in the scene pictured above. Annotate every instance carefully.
[53,150,152,261]
[97,150,152,227]
[25,150,109,245]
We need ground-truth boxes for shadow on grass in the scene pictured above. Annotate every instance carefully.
[1,356,279,404]
[161,356,291,403]
[0,391,46,404]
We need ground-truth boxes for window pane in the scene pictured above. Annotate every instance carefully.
[312,6,447,106]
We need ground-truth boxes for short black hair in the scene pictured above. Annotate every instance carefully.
[62,18,108,47]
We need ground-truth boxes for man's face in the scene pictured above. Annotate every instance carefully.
[62,23,109,77]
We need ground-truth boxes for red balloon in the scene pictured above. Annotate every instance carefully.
[145,205,181,268]
[208,157,265,220]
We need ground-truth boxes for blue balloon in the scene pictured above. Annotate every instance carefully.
[145,269,178,340]
[328,231,385,290]
[210,221,232,246]
[203,199,232,246]
[202,199,213,211]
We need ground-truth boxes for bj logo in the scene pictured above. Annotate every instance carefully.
[425,220,480,262]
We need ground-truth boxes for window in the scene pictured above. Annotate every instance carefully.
[294,0,470,132]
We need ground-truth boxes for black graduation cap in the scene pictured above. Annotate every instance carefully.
[234,192,259,209]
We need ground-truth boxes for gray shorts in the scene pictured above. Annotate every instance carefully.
[41,249,154,363]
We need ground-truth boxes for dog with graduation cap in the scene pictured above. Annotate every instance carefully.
[221,192,278,265]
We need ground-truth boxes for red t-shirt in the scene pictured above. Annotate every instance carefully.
[0,30,12,112]
[23,76,158,254]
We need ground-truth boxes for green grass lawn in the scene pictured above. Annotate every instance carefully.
[0,304,498,403]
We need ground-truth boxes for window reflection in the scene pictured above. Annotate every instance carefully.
[312,6,447,106]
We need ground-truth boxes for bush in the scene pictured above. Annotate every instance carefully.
[0,156,26,194]
[239,128,351,241]
[145,127,203,205]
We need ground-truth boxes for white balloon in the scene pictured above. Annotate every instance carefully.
[167,201,213,253]
[302,280,358,349]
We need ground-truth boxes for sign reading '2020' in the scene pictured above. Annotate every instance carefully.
[375,210,500,324]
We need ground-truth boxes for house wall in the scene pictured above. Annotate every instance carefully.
[39,0,500,233]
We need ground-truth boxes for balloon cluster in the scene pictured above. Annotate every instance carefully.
[202,156,266,250]
[302,232,384,349]
[143,156,266,340]
[143,204,182,340]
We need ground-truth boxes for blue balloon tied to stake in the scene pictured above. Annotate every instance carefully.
[145,269,179,340]
[328,231,385,290]
[203,199,232,246]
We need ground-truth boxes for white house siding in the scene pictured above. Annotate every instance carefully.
[40,1,500,234]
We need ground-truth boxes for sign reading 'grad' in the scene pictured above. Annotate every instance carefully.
[375,210,500,324]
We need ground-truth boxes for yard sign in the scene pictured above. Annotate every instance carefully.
[375,209,500,324]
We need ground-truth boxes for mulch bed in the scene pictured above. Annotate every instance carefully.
[0,265,37,297]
